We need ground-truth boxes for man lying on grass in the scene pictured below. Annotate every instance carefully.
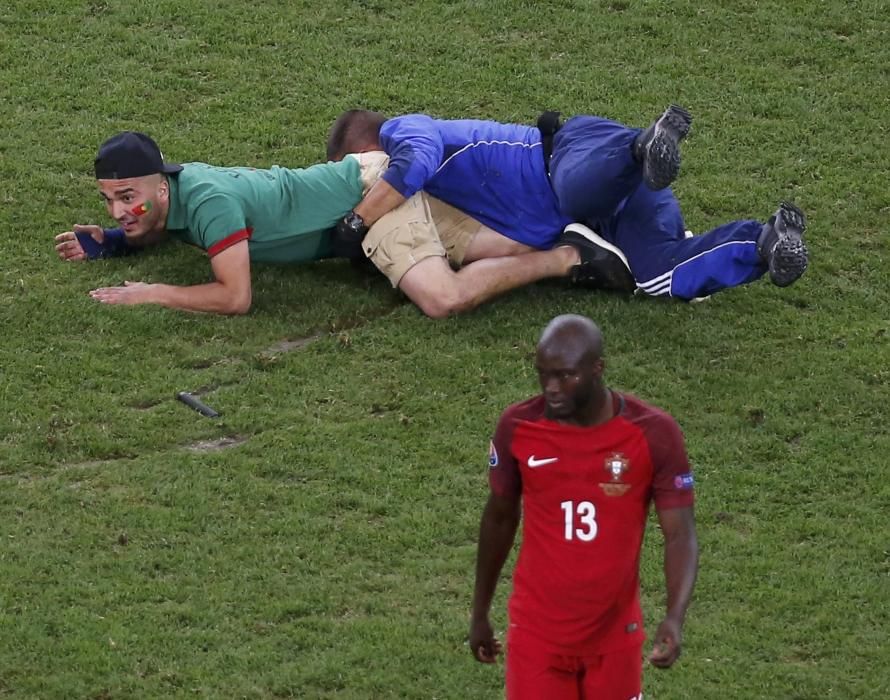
[54,131,608,316]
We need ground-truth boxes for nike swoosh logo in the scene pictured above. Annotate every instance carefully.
[528,456,558,468]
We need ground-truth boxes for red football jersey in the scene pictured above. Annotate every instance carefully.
[488,391,694,655]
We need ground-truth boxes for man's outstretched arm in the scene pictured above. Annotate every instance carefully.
[649,505,698,669]
[469,490,521,664]
[89,239,253,315]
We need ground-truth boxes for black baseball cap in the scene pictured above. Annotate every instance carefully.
[94,131,183,180]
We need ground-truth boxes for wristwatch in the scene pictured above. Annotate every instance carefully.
[340,211,369,238]
[332,210,371,260]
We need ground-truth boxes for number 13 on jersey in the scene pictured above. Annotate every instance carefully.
[561,500,598,541]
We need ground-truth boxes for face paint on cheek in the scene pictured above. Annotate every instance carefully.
[131,201,152,217]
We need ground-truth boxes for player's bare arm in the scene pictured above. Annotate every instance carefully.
[649,504,698,669]
[469,490,520,664]
[89,239,252,315]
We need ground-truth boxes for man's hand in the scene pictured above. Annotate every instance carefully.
[331,212,369,260]
[469,615,502,664]
[55,225,104,261]
[89,281,156,306]
[648,616,683,668]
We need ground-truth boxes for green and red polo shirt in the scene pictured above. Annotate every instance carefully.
[165,158,364,263]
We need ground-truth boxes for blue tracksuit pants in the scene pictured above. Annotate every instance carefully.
[549,115,768,300]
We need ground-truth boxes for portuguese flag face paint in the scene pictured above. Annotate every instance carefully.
[131,201,152,216]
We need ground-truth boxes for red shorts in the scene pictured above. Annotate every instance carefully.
[506,626,643,700]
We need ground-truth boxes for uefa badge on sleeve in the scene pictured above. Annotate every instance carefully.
[674,473,694,490]
[599,452,631,496]
[488,440,499,469]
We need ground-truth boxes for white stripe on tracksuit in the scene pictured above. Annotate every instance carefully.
[435,140,542,174]
[636,240,757,298]
[637,268,673,296]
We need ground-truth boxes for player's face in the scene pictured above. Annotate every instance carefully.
[535,348,601,421]
[97,174,168,241]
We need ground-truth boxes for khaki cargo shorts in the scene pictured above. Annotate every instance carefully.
[347,150,487,287]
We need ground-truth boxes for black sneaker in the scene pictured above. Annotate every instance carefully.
[559,224,636,292]
[633,104,693,190]
[757,202,808,287]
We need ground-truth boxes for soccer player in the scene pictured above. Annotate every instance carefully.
[469,314,699,699]
[327,107,808,305]
[54,132,611,316]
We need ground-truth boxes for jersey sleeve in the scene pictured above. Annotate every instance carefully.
[188,193,252,257]
[488,407,522,498]
[379,115,445,199]
[648,413,695,510]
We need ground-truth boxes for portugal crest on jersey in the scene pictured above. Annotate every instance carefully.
[600,452,631,496]
[488,440,499,469]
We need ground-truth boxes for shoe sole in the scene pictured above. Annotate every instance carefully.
[563,223,636,292]
[770,202,809,287]
[643,104,692,190]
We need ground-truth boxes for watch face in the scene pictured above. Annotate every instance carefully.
[349,213,368,233]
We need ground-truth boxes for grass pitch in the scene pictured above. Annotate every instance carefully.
[1,1,889,698]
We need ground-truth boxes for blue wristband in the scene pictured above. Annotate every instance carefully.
[75,228,133,259]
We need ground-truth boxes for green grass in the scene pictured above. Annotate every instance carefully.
[2,0,889,697]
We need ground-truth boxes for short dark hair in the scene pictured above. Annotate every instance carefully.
[326,109,387,161]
